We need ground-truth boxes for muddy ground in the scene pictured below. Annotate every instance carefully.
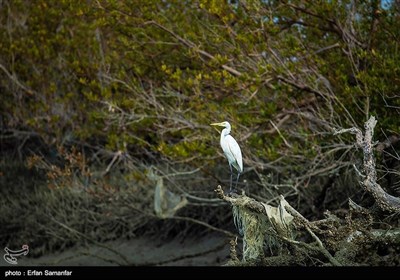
[1,234,230,266]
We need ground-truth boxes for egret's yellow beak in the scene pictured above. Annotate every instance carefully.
[210,122,224,127]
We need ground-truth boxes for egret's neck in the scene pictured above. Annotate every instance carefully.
[221,127,230,137]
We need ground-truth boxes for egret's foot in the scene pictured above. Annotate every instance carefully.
[227,188,238,195]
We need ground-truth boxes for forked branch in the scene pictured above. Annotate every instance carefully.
[334,116,400,212]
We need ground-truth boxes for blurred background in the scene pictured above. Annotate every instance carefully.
[1,0,400,265]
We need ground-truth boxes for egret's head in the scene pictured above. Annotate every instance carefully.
[210,121,230,128]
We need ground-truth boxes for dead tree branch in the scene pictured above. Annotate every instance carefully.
[214,185,341,266]
[214,185,264,213]
[334,116,400,212]
[279,195,341,266]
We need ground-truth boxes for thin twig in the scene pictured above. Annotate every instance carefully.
[146,21,242,77]
[0,63,34,96]
[269,120,292,148]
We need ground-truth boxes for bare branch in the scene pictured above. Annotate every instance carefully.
[0,63,34,96]
[335,116,400,212]
[146,21,242,77]
[269,120,292,148]
[214,185,264,213]
[334,126,363,147]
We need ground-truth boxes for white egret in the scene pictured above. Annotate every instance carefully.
[210,121,243,192]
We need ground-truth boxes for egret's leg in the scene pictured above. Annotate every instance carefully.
[229,164,233,192]
[235,172,241,189]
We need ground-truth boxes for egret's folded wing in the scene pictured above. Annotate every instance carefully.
[226,135,243,172]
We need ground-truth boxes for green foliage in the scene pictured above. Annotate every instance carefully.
[1,0,400,190]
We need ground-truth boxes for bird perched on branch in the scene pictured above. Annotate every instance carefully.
[211,121,243,192]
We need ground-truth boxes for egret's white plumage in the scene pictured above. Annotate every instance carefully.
[211,121,243,191]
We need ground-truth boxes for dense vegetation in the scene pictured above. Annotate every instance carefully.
[1,0,400,265]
